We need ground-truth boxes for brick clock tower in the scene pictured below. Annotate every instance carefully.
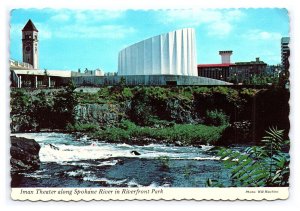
[22,19,39,69]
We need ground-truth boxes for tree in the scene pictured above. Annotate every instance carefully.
[208,127,289,187]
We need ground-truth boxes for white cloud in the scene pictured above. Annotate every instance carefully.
[10,23,23,37]
[10,23,52,40]
[208,22,232,37]
[54,24,136,39]
[50,13,70,22]
[158,9,245,37]
[35,23,53,40]
[226,10,245,21]
[245,29,282,41]
[49,10,125,24]
[44,10,130,39]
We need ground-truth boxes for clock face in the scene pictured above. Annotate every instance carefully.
[25,46,31,52]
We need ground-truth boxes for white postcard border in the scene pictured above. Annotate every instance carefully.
[11,187,288,201]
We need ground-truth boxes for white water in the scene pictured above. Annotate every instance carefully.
[13,133,218,163]
[12,133,234,188]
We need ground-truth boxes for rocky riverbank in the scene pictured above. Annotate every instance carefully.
[10,136,41,173]
[10,86,290,145]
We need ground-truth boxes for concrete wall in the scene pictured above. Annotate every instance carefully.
[71,75,231,86]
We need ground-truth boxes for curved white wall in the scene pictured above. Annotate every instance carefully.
[118,28,197,76]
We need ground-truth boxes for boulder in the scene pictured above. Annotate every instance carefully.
[10,136,41,173]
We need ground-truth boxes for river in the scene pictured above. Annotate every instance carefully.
[11,133,235,188]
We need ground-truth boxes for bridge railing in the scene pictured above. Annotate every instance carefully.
[10,60,33,69]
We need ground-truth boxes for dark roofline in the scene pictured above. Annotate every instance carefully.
[22,19,38,32]
[235,61,267,65]
[197,63,234,68]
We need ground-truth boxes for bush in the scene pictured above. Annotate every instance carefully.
[66,123,99,132]
[121,87,133,99]
[214,127,290,187]
[118,119,137,130]
[92,127,130,142]
[205,110,229,126]
[90,122,226,145]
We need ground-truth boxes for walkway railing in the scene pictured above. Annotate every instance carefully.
[10,60,33,69]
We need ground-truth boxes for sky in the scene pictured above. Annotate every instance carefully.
[10,8,289,72]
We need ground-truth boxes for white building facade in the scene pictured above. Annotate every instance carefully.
[118,28,197,76]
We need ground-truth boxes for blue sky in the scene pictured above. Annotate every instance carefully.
[10,8,289,72]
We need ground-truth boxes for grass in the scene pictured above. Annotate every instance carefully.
[88,120,226,146]
[66,123,99,132]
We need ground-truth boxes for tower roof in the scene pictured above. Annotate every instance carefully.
[22,19,38,32]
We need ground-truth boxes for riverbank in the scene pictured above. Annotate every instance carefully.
[10,85,290,146]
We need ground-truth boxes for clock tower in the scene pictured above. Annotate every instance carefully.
[22,19,39,69]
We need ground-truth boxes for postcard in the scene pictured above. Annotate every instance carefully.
[9,8,290,201]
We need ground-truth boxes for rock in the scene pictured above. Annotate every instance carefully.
[174,141,183,146]
[130,150,141,155]
[166,98,199,124]
[74,104,123,127]
[10,136,41,173]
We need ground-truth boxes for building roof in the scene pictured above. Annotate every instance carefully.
[22,19,38,32]
[281,37,290,44]
[197,63,234,68]
[13,69,71,78]
[235,61,267,66]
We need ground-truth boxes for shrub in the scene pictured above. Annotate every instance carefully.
[66,123,99,132]
[214,127,290,187]
[205,110,229,126]
[90,123,226,145]
[121,87,133,99]
[118,119,137,131]
[92,127,130,142]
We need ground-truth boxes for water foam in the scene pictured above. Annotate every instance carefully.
[14,133,217,163]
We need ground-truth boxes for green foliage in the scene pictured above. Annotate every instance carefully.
[66,123,99,132]
[98,87,110,98]
[74,86,288,143]
[217,148,269,187]
[180,86,193,100]
[212,86,240,105]
[11,86,289,145]
[144,86,169,101]
[92,127,130,142]
[10,89,32,115]
[261,127,285,153]
[205,109,229,126]
[214,127,289,187]
[10,89,37,131]
[90,121,226,145]
[121,87,133,100]
[244,75,279,86]
[51,87,78,128]
[10,86,78,131]
[240,88,258,97]
[193,87,212,95]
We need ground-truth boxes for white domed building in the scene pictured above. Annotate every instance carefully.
[118,28,197,76]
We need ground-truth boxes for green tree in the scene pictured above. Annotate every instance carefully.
[210,127,289,187]
[52,81,78,128]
